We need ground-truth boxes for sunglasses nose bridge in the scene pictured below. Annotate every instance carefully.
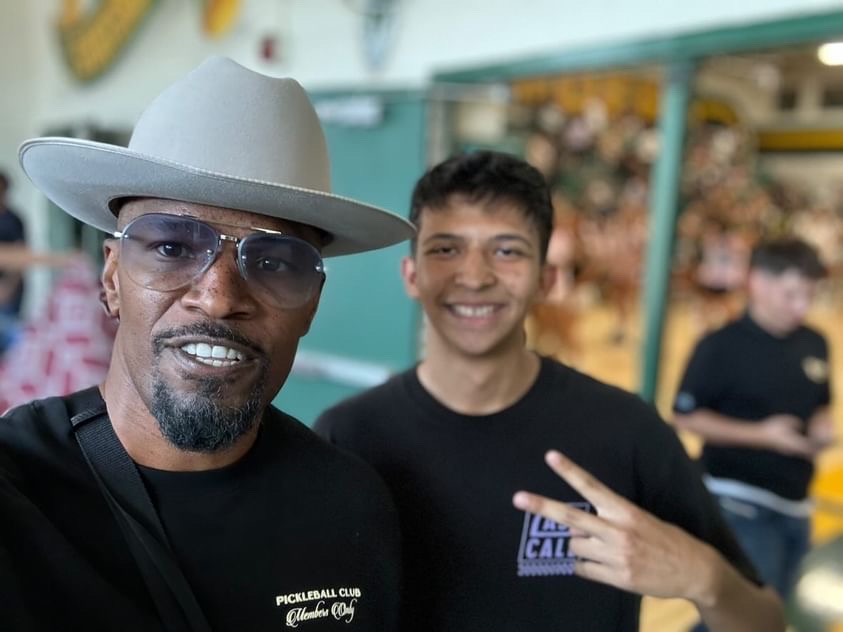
[226,233,253,282]
[210,231,245,266]
[183,229,241,289]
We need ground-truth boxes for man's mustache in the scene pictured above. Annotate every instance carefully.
[152,322,265,359]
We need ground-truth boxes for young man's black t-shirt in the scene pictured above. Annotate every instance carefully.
[0,390,401,631]
[316,357,759,632]
[674,314,831,500]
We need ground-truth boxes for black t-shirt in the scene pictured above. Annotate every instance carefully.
[315,357,759,632]
[0,207,24,246]
[0,391,401,631]
[674,314,831,500]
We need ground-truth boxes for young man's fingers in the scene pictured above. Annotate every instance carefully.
[568,536,620,568]
[512,491,610,538]
[545,450,635,515]
[574,558,625,591]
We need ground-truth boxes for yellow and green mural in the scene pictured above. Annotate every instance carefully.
[57,0,241,82]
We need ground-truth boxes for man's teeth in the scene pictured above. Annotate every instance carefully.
[453,304,495,317]
[181,342,244,366]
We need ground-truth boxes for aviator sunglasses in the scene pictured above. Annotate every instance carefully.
[112,213,325,309]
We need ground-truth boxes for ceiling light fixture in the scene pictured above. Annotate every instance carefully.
[818,42,843,66]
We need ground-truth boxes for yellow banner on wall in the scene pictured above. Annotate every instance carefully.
[59,0,158,82]
[58,0,242,82]
[513,75,661,122]
[513,74,739,125]
[203,0,241,38]
[757,129,843,152]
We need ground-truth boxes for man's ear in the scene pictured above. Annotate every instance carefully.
[101,239,121,320]
[400,256,420,299]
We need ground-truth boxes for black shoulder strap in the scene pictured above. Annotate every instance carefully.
[67,387,212,632]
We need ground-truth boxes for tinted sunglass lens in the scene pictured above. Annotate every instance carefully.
[240,234,323,308]
[120,214,217,291]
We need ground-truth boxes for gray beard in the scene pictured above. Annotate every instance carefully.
[150,373,266,453]
[148,322,269,453]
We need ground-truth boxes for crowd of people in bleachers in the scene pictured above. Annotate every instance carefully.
[503,96,843,357]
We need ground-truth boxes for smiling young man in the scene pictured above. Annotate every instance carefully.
[0,58,413,631]
[315,151,785,631]
[674,238,835,604]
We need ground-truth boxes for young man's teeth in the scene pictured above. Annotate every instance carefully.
[453,305,495,317]
[181,342,244,365]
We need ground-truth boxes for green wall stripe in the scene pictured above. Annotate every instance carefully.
[435,10,843,82]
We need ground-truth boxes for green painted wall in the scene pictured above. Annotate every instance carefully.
[274,93,427,424]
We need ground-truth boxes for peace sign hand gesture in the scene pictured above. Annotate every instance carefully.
[512,450,784,631]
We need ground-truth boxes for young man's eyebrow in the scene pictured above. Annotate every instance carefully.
[423,233,533,245]
[422,233,465,243]
[491,234,533,246]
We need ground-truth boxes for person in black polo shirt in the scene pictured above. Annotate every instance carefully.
[674,237,836,601]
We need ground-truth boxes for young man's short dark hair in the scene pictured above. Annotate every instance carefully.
[749,237,826,280]
[409,150,554,261]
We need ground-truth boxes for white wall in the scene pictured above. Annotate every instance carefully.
[11,1,843,126]
[296,0,843,84]
[0,1,46,215]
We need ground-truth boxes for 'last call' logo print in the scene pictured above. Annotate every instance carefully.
[516,503,593,577]
[276,587,362,628]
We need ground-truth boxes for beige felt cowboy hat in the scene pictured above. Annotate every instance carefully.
[18,56,414,256]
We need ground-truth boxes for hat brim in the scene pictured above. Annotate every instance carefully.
[19,138,415,257]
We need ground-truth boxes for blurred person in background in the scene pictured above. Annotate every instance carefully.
[0,170,26,355]
[0,178,102,408]
[0,252,116,414]
[674,238,836,610]
[529,207,581,360]
[691,216,751,332]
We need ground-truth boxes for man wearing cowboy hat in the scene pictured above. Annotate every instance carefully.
[0,57,411,631]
